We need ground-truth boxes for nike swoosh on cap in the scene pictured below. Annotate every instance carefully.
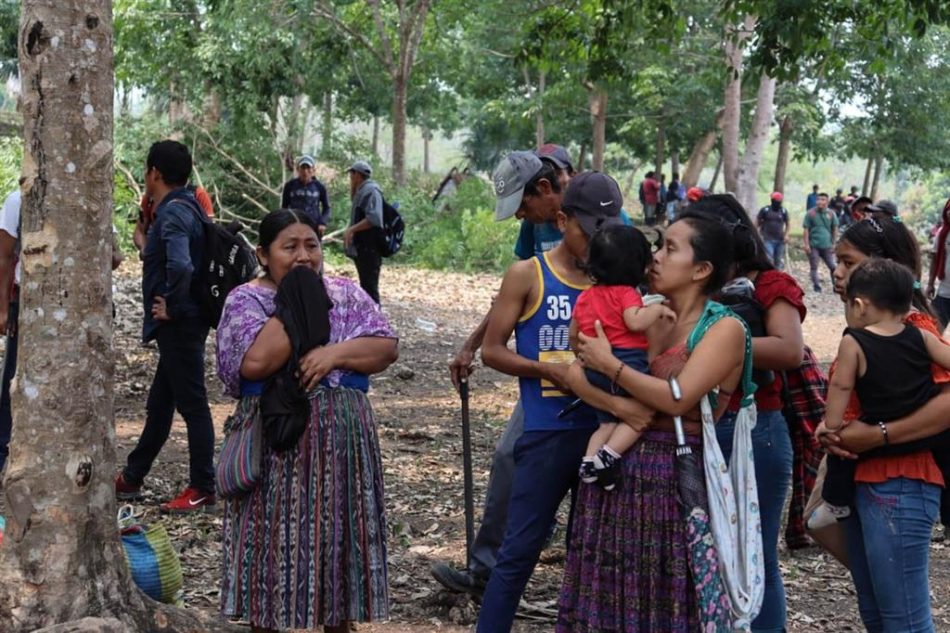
[599,201,613,207]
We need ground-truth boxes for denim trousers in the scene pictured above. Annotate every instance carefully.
[124,318,215,492]
[717,408,793,633]
[0,301,18,473]
[845,477,940,633]
[468,401,525,578]
[764,239,786,271]
[476,427,593,633]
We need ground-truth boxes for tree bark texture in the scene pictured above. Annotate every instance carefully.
[862,155,873,195]
[670,150,679,177]
[654,124,665,177]
[371,114,380,158]
[535,70,545,148]
[720,15,756,196]
[392,73,408,183]
[736,72,776,212]
[589,86,607,172]
[0,4,238,632]
[682,121,720,188]
[422,125,430,173]
[871,154,884,200]
[322,90,333,153]
[773,114,793,194]
[577,142,587,172]
[709,150,723,191]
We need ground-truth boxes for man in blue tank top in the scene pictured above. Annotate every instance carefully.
[475,172,625,633]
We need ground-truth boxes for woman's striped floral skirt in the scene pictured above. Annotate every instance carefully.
[220,387,389,629]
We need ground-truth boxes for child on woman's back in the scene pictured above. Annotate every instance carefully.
[570,224,675,490]
[810,257,950,528]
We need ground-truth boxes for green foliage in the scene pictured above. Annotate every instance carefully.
[0,0,15,83]
[407,178,519,272]
[728,0,950,81]
[0,135,20,193]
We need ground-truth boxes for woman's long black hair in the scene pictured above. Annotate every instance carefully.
[840,212,936,320]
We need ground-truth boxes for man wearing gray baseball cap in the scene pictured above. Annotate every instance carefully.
[344,160,386,303]
[433,151,568,599]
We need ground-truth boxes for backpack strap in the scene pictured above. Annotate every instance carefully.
[686,300,757,408]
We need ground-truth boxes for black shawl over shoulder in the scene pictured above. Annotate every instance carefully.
[261,267,332,451]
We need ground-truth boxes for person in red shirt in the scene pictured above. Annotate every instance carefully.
[133,184,214,256]
[569,224,675,490]
[640,171,660,226]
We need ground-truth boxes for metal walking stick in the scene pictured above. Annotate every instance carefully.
[459,376,475,562]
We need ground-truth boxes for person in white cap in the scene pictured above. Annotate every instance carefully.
[281,154,331,237]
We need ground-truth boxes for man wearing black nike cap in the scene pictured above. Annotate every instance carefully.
[474,171,622,632]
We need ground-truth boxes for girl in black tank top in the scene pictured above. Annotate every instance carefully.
[809,258,950,530]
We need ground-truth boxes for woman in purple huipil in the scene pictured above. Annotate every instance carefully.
[216,209,398,633]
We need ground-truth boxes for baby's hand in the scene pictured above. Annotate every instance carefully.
[645,303,677,324]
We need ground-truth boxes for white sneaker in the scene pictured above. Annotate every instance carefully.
[807,503,851,530]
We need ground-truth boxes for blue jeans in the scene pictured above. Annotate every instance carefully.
[845,478,940,632]
[717,408,793,633]
[0,301,17,473]
[124,318,215,492]
[476,427,593,633]
[763,239,786,270]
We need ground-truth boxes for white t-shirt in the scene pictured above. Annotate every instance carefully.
[0,190,21,285]
[937,233,950,298]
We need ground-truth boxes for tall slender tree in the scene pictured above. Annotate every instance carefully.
[0,3,233,630]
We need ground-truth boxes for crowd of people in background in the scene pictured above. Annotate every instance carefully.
[2,137,949,633]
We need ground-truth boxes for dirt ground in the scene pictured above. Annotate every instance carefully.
[105,252,948,632]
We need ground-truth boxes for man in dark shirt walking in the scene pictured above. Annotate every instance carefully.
[281,154,331,237]
[756,191,790,270]
[115,140,216,513]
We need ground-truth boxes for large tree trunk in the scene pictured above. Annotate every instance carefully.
[721,15,756,195]
[0,5,237,631]
[654,124,666,176]
[671,150,679,177]
[589,86,607,171]
[371,115,380,158]
[422,126,430,174]
[535,70,545,148]
[322,91,333,155]
[682,125,720,188]
[201,85,221,129]
[709,150,724,191]
[871,155,884,200]
[862,155,873,195]
[577,142,587,172]
[736,72,777,212]
[773,114,793,193]
[392,73,408,185]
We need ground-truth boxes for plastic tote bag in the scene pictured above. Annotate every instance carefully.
[118,506,184,605]
[701,394,765,630]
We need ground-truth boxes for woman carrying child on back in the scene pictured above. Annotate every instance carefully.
[570,225,675,490]
[811,258,950,531]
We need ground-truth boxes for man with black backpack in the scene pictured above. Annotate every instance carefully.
[115,140,217,513]
[344,160,386,303]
